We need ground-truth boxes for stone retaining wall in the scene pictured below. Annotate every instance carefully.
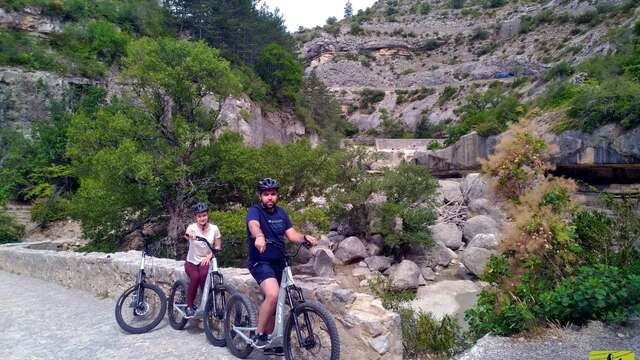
[0,244,402,359]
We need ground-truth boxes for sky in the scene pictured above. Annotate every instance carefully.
[260,0,378,32]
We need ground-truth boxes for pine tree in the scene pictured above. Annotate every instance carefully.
[344,1,353,18]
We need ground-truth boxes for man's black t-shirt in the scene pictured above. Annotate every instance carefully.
[245,204,292,263]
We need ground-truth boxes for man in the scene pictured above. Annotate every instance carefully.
[246,177,318,351]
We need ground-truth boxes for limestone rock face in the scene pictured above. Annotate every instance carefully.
[387,259,422,290]
[430,223,463,250]
[463,215,500,242]
[462,247,496,277]
[334,236,368,264]
[0,66,313,146]
[0,7,61,34]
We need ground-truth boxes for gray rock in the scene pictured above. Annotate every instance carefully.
[421,266,436,281]
[468,198,505,224]
[366,192,387,206]
[369,334,391,355]
[463,215,500,242]
[388,260,422,290]
[462,247,496,277]
[334,236,367,264]
[313,248,335,277]
[364,256,393,272]
[366,243,382,256]
[430,223,463,250]
[437,180,463,204]
[367,234,384,246]
[468,234,499,250]
[461,173,487,203]
[433,242,458,266]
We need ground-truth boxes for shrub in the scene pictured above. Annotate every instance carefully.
[543,61,574,81]
[0,209,24,244]
[379,108,411,138]
[359,88,385,113]
[482,122,555,201]
[350,22,364,35]
[539,264,640,325]
[449,0,465,9]
[438,86,458,106]
[400,307,464,356]
[255,43,303,104]
[482,0,506,8]
[415,117,447,138]
[31,195,69,226]
[210,209,247,267]
[567,77,640,131]
[465,289,537,337]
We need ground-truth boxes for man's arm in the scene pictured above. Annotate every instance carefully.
[285,227,318,246]
[248,220,267,253]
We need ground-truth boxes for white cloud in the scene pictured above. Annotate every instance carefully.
[260,0,378,32]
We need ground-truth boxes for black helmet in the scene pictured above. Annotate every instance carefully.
[257,177,280,193]
[192,202,208,214]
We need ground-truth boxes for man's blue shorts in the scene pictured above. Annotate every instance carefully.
[249,261,285,285]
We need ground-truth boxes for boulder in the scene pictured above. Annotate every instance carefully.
[462,247,496,277]
[364,256,393,272]
[468,234,499,250]
[387,260,422,290]
[430,223,463,250]
[463,215,500,242]
[367,234,384,247]
[437,180,463,204]
[366,243,382,256]
[312,248,335,277]
[432,242,458,266]
[421,266,436,281]
[468,198,505,224]
[334,236,367,264]
[461,173,487,203]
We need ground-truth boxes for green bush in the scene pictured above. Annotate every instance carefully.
[210,209,247,267]
[446,85,525,144]
[449,0,465,9]
[568,77,640,131]
[399,306,464,357]
[438,86,458,106]
[0,28,64,72]
[482,0,506,8]
[31,196,69,226]
[465,290,537,337]
[544,61,574,81]
[255,43,303,104]
[538,264,640,325]
[480,255,512,284]
[359,88,386,113]
[415,117,447,138]
[0,209,24,244]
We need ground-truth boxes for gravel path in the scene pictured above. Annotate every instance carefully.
[457,319,640,360]
[0,271,270,360]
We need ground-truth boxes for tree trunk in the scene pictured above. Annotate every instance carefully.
[164,192,188,259]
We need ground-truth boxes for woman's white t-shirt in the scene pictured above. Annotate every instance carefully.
[186,223,221,265]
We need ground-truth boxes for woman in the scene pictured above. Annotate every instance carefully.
[184,202,221,317]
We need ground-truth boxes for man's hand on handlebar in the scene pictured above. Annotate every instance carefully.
[303,234,318,248]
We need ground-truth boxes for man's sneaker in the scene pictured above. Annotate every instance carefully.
[263,346,284,356]
[253,333,269,348]
[185,307,195,318]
